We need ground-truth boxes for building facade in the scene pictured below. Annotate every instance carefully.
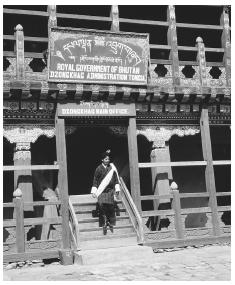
[3,5,231,264]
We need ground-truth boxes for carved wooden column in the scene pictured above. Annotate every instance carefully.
[167,5,180,86]
[13,142,33,211]
[151,143,172,202]
[137,126,200,219]
[110,5,119,32]
[220,6,231,87]
[3,126,56,209]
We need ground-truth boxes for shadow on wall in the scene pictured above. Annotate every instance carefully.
[169,133,208,228]
[137,134,153,211]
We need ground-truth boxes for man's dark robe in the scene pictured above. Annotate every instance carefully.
[92,164,119,205]
[92,164,119,227]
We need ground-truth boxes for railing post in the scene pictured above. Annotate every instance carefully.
[13,188,25,253]
[200,108,221,236]
[15,24,25,80]
[48,5,57,36]
[167,5,180,85]
[110,5,119,32]
[220,6,231,87]
[171,182,184,239]
[196,36,207,89]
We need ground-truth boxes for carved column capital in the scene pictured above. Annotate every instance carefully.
[14,151,31,161]
[3,125,55,144]
[15,142,31,150]
[14,142,31,161]
[137,126,200,148]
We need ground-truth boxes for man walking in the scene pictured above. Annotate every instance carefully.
[91,150,120,235]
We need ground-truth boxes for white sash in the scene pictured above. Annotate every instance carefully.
[91,163,119,198]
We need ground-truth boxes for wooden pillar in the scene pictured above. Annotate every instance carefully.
[127,117,141,212]
[200,108,221,236]
[167,5,180,85]
[151,143,172,202]
[55,115,71,250]
[110,5,119,32]
[13,143,33,212]
[15,24,24,80]
[220,6,231,87]
[151,142,172,229]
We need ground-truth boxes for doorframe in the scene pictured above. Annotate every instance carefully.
[55,102,142,249]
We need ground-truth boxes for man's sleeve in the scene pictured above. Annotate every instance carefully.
[91,167,101,196]
[92,166,101,188]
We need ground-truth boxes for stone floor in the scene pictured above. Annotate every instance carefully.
[3,243,231,281]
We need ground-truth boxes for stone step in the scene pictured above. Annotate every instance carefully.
[79,225,134,239]
[70,194,123,206]
[70,194,96,204]
[74,245,154,265]
[75,208,128,219]
[73,202,125,212]
[79,232,137,242]
[78,216,131,229]
[79,235,138,250]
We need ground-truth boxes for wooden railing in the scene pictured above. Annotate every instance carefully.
[3,162,72,263]
[3,192,62,263]
[119,177,144,244]
[140,184,231,245]
[139,159,231,237]
[68,198,81,251]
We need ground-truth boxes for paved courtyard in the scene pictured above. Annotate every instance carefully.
[3,243,231,281]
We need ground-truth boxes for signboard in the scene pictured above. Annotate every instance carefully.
[48,27,149,85]
[57,102,136,117]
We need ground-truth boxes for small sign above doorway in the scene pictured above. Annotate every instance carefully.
[57,102,136,117]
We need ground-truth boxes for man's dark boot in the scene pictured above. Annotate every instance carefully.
[107,221,114,233]
[103,215,107,235]
[103,225,107,235]
[109,225,114,233]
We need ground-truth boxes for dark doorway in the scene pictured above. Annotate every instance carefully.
[66,126,130,195]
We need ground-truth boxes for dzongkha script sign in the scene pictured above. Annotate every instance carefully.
[57,102,136,117]
[48,27,149,85]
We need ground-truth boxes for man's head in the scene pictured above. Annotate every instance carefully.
[101,149,111,166]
